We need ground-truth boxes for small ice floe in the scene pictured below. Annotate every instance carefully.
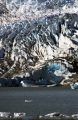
[25,100,33,102]
[72,114,78,118]
[47,84,56,87]
[14,112,26,118]
[45,112,60,118]
[0,112,11,118]
[44,112,70,119]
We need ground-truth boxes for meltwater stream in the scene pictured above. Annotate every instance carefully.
[0,88,78,119]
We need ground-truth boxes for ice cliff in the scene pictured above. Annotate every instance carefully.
[0,0,78,86]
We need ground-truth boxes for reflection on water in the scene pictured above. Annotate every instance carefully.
[0,87,78,118]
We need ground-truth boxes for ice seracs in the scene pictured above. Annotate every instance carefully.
[0,1,78,86]
[59,33,75,50]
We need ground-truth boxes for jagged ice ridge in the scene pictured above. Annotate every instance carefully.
[0,0,78,86]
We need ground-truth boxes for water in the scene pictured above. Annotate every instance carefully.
[0,87,78,119]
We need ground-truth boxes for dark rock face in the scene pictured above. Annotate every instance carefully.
[0,13,78,86]
[0,78,20,87]
[0,48,5,59]
[0,3,8,15]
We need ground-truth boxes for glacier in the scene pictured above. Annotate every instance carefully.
[0,0,78,86]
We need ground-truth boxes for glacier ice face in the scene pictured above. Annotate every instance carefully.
[0,0,77,26]
[0,1,78,85]
[0,14,77,80]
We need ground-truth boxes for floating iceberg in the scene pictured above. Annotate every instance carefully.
[70,82,78,89]
[48,63,61,72]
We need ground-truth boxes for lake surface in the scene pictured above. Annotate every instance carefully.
[0,87,78,119]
